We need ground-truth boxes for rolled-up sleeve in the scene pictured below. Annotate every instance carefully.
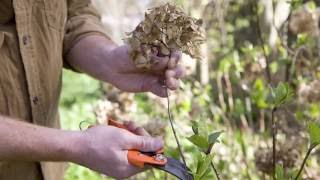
[63,0,111,56]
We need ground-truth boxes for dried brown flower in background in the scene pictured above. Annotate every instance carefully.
[255,141,300,175]
[289,7,320,36]
[143,118,167,137]
[126,3,206,69]
[95,84,136,123]
[298,80,320,103]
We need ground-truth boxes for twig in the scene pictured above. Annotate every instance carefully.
[166,88,187,167]
[224,73,234,112]
[271,108,277,180]
[217,72,233,130]
[294,144,317,180]
[250,0,272,84]
[211,163,221,180]
[206,144,221,180]
[288,45,306,82]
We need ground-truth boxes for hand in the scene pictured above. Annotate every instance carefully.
[106,45,186,97]
[73,122,163,179]
[66,35,185,97]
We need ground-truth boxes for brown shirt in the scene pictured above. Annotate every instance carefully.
[0,0,108,179]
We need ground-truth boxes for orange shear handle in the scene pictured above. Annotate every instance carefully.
[107,119,167,168]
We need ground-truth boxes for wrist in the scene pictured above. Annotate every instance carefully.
[59,131,88,163]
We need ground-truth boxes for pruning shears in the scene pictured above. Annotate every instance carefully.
[108,119,194,180]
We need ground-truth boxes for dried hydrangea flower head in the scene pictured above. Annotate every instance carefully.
[126,3,206,69]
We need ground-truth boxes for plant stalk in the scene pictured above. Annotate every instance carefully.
[211,163,221,180]
[166,88,187,167]
[250,0,272,84]
[294,144,317,180]
[271,108,277,180]
[206,144,221,180]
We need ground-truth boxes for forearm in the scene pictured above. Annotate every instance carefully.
[0,115,81,162]
[65,35,120,83]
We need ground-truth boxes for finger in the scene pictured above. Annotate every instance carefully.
[117,150,145,178]
[150,55,169,71]
[174,65,186,79]
[165,65,186,81]
[127,135,163,152]
[134,127,150,136]
[139,75,167,97]
[165,77,179,90]
[165,69,176,79]
[168,50,182,69]
[149,84,167,97]
[111,73,167,97]
[123,121,150,136]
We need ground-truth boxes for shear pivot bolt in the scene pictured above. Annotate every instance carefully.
[154,154,165,161]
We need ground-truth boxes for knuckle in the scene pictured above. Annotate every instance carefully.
[165,70,175,78]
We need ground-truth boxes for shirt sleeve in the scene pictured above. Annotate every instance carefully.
[63,0,111,57]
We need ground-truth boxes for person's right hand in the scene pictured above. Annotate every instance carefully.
[72,122,163,179]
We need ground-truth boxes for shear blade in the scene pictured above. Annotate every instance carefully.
[154,157,194,180]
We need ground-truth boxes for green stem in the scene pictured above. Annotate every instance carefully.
[272,108,277,180]
[210,162,221,180]
[294,144,317,180]
[166,88,187,167]
[206,144,220,180]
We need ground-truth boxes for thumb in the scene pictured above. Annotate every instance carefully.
[129,135,163,152]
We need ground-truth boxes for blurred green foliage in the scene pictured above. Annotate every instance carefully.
[59,0,320,179]
[60,70,105,179]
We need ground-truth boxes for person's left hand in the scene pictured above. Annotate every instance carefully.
[105,45,185,97]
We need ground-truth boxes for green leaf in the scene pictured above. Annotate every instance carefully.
[191,121,199,135]
[251,78,268,108]
[208,131,223,145]
[196,153,215,179]
[187,135,209,149]
[267,82,294,108]
[307,122,320,146]
[276,164,284,180]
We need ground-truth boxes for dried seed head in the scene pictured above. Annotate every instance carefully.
[255,141,300,175]
[126,3,206,69]
[289,7,320,36]
[298,80,320,103]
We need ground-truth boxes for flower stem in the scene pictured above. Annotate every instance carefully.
[294,144,317,180]
[272,108,277,180]
[206,144,220,180]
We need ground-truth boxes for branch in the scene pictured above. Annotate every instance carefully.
[250,0,272,84]
[166,89,187,167]
[294,144,317,180]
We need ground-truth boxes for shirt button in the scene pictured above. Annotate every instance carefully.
[32,97,39,105]
[22,35,28,45]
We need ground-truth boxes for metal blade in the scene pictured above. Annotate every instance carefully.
[153,157,194,180]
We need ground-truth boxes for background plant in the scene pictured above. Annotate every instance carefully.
[60,0,320,179]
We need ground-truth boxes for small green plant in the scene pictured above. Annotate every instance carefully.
[266,82,294,179]
[264,82,320,179]
[187,120,223,180]
[267,82,294,109]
